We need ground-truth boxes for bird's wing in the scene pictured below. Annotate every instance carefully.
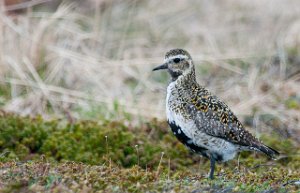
[187,87,259,147]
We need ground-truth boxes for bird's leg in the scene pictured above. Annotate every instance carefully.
[209,156,216,180]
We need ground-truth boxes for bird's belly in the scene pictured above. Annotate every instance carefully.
[167,108,237,162]
[193,133,238,162]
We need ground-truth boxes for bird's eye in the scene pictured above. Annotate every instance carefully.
[173,58,180,63]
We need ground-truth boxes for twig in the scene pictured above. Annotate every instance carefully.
[168,157,171,181]
[156,152,164,178]
[105,136,109,157]
[5,0,52,11]
[135,144,139,167]
[250,163,276,169]
[282,180,300,186]
[0,150,10,157]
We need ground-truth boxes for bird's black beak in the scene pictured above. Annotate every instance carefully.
[152,63,168,71]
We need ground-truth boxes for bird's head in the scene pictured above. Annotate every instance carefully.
[153,49,194,80]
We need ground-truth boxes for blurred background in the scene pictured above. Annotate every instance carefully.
[0,0,300,138]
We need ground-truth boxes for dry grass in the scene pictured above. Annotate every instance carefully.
[0,0,300,134]
[1,160,299,192]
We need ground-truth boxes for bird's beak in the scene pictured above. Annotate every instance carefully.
[152,63,168,71]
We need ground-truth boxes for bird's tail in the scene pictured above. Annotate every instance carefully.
[253,143,279,159]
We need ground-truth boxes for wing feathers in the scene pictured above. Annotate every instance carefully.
[187,88,261,147]
[186,85,279,157]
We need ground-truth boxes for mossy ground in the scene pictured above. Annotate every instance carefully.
[0,113,299,192]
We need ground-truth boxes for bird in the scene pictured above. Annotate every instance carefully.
[152,48,279,179]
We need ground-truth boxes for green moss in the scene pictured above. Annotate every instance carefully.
[285,98,300,109]
[0,113,193,169]
[0,113,299,192]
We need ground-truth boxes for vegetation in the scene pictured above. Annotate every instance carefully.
[0,113,299,192]
[1,0,300,192]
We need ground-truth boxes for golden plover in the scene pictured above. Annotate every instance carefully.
[153,48,279,179]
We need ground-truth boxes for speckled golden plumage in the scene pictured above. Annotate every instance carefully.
[153,48,279,179]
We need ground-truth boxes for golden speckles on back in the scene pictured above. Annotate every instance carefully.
[193,96,209,113]
[221,112,229,125]
[167,74,261,147]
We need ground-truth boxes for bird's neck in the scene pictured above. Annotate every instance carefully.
[172,67,197,89]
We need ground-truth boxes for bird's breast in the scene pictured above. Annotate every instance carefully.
[166,81,198,140]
